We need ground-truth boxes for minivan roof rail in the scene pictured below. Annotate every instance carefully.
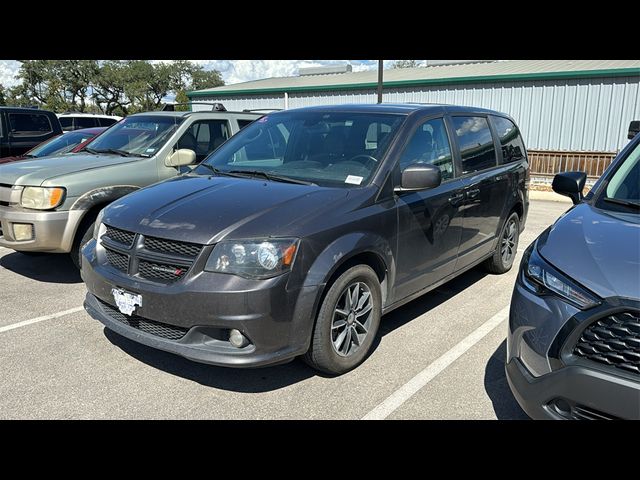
[242,108,283,113]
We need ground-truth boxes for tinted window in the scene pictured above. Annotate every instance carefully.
[98,117,118,127]
[195,112,404,188]
[238,119,255,130]
[59,117,73,130]
[452,116,497,174]
[176,120,230,161]
[75,117,98,129]
[8,112,53,136]
[400,117,454,180]
[492,116,525,164]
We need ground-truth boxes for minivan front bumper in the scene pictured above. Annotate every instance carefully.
[81,239,320,368]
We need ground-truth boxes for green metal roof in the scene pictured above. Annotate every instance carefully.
[188,60,640,98]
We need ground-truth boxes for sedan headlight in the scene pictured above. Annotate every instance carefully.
[205,238,299,279]
[21,187,66,210]
[522,243,600,310]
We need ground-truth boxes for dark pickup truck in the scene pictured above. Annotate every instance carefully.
[0,107,63,158]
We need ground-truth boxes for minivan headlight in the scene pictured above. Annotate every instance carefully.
[522,244,600,310]
[21,187,66,210]
[205,238,299,279]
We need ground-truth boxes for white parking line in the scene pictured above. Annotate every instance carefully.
[0,307,85,334]
[362,305,510,420]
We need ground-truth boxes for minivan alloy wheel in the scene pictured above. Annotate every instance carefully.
[331,282,373,357]
[501,218,517,264]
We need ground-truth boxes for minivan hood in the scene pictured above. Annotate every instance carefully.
[0,153,139,186]
[103,175,354,244]
[538,202,640,300]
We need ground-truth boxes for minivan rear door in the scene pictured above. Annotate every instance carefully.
[449,114,511,269]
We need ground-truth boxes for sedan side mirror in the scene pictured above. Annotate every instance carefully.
[395,164,442,192]
[166,148,196,167]
[628,120,640,140]
[552,171,586,205]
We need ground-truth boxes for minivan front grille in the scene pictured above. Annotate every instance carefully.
[97,298,189,340]
[573,311,640,376]
[143,236,202,258]
[101,224,203,284]
[104,225,135,248]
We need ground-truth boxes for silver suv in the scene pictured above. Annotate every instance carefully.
[0,109,261,267]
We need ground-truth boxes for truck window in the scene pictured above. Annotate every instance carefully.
[8,112,53,137]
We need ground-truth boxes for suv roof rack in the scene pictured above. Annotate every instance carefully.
[242,108,283,113]
[161,102,226,112]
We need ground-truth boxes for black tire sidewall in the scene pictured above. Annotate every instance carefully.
[312,265,382,374]
[499,213,520,270]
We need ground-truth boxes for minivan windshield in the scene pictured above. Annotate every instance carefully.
[194,111,405,187]
[84,115,184,157]
[596,140,640,213]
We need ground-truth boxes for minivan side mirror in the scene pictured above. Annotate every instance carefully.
[395,164,442,192]
[552,171,587,205]
[166,148,196,167]
[628,120,640,139]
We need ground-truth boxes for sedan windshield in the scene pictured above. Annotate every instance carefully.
[84,115,184,157]
[194,111,405,187]
[596,140,640,213]
[27,130,97,157]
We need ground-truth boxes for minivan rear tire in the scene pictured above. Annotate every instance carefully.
[483,211,520,274]
[303,265,382,375]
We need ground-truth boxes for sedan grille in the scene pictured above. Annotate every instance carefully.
[97,298,189,340]
[574,311,640,375]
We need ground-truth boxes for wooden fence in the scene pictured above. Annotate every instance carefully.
[528,149,617,179]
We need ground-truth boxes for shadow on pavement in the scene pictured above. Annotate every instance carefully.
[0,252,81,284]
[484,340,529,419]
[103,266,491,393]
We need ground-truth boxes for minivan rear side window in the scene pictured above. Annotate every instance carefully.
[451,116,497,174]
[8,112,53,136]
[75,117,98,129]
[59,117,73,131]
[492,116,525,164]
[98,117,118,127]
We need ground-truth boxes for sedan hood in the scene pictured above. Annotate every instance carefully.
[538,202,640,300]
[0,153,139,186]
[103,175,353,245]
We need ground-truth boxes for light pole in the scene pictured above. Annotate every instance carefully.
[377,60,383,104]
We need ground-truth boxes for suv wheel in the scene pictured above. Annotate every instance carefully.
[70,217,96,270]
[483,212,520,274]
[304,265,382,375]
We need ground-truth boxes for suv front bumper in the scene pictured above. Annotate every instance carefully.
[0,205,80,253]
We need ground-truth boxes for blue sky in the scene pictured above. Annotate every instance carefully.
[0,60,418,88]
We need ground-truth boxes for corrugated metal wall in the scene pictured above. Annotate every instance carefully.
[193,76,640,152]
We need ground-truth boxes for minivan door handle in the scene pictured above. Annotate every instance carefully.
[448,192,465,205]
[466,188,480,199]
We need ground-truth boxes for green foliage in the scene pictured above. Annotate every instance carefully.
[0,83,6,105]
[392,60,420,69]
[6,60,224,115]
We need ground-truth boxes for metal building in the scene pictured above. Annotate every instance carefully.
[188,60,640,180]
[189,60,639,152]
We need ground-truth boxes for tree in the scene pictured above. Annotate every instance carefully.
[0,83,6,105]
[92,60,132,115]
[392,60,420,69]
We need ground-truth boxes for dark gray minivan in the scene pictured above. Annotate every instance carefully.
[81,104,529,374]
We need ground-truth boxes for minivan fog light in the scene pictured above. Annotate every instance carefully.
[229,329,249,348]
[13,223,34,241]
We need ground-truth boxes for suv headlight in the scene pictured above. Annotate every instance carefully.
[21,187,66,210]
[205,238,299,279]
[522,243,600,310]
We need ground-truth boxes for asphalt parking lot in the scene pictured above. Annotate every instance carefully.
[0,199,570,419]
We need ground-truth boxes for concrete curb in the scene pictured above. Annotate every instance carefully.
[529,190,573,203]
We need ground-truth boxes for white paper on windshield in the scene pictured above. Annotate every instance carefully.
[345,175,363,185]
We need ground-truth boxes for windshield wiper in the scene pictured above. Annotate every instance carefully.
[198,164,249,178]
[603,197,640,210]
[83,147,99,155]
[22,154,37,158]
[93,148,138,157]
[228,169,316,186]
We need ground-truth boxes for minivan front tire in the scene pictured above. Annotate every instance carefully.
[304,265,382,375]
